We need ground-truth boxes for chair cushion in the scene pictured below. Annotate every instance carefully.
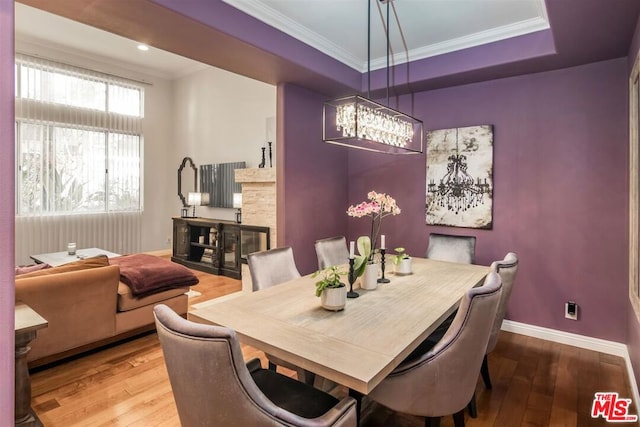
[117,282,189,312]
[251,368,338,419]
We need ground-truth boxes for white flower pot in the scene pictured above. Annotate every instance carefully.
[394,257,413,275]
[321,285,347,311]
[361,263,379,290]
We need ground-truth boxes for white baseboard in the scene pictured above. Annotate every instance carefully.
[502,320,640,407]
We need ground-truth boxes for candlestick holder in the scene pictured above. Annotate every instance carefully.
[259,147,266,168]
[378,248,390,283]
[347,258,359,298]
[268,141,273,168]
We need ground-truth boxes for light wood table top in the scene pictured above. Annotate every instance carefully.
[190,257,489,394]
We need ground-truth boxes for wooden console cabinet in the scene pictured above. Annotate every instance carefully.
[172,217,269,279]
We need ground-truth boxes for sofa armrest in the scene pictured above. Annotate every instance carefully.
[15,265,120,363]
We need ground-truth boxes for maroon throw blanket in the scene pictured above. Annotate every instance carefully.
[110,254,199,297]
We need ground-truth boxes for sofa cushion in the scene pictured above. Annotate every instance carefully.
[16,255,110,279]
[117,282,189,312]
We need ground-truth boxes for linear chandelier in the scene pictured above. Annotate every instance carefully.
[323,0,423,154]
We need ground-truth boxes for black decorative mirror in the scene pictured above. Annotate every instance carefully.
[177,157,197,207]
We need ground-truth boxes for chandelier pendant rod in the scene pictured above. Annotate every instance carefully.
[367,0,371,99]
[386,0,390,108]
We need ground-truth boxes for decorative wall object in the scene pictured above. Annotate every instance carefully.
[425,125,493,229]
[200,161,246,208]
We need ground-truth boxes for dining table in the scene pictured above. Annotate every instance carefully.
[189,257,490,396]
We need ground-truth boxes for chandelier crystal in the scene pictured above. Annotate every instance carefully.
[336,103,414,147]
[323,95,423,154]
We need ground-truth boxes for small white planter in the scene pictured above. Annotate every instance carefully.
[394,257,413,275]
[360,263,379,290]
[321,285,347,311]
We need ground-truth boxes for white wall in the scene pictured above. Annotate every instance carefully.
[14,40,276,257]
[172,66,276,223]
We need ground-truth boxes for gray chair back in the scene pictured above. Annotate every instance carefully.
[426,233,476,264]
[248,246,301,291]
[368,272,502,419]
[315,236,349,269]
[486,252,519,354]
[154,305,356,426]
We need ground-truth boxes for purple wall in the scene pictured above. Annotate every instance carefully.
[279,60,630,342]
[0,1,15,423]
[278,83,349,274]
[347,59,629,342]
[628,14,640,397]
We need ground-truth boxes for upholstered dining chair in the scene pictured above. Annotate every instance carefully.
[367,272,502,427]
[248,246,302,291]
[482,252,519,390]
[419,232,478,351]
[315,236,350,269]
[425,233,477,264]
[154,305,357,427]
[247,246,315,385]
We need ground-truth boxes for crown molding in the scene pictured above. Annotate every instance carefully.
[222,0,362,71]
[369,16,550,71]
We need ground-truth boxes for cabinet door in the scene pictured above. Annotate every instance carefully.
[173,220,189,259]
[222,227,240,270]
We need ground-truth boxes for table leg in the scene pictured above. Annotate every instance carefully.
[349,388,363,426]
[15,330,42,427]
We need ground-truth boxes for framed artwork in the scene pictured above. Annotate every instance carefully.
[425,125,494,229]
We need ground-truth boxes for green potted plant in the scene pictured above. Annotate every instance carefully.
[312,265,347,311]
[391,247,412,275]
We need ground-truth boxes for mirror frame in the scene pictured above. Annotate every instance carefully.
[177,157,198,207]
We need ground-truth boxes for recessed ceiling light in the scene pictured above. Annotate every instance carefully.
[137,44,149,51]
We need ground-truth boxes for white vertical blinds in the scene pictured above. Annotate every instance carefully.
[14,54,144,261]
[14,53,144,216]
[15,212,142,266]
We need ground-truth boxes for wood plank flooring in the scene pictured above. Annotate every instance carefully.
[30,268,637,426]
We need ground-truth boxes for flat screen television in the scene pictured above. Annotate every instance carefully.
[199,161,246,208]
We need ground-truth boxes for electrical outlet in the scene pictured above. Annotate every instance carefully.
[565,301,578,320]
[166,235,172,246]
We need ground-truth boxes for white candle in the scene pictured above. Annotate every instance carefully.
[349,241,355,259]
[381,235,386,249]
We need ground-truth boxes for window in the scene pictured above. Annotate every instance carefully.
[14,54,144,216]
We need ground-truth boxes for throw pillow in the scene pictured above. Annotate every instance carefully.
[15,263,51,276]
[16,255,110,279]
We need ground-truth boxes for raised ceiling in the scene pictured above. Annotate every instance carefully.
[222,0,549,71]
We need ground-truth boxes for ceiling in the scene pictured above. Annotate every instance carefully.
[222,0,549,72]
[15,0,549,78]
[14,3,207,80]
[13,0,640,97]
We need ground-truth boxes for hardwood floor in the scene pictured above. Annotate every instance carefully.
[30,269,637,426]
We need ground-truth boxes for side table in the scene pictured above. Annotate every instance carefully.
[15,302,47,427]
[30,247,121,267]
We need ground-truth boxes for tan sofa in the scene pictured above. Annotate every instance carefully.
[15,255,191,368]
